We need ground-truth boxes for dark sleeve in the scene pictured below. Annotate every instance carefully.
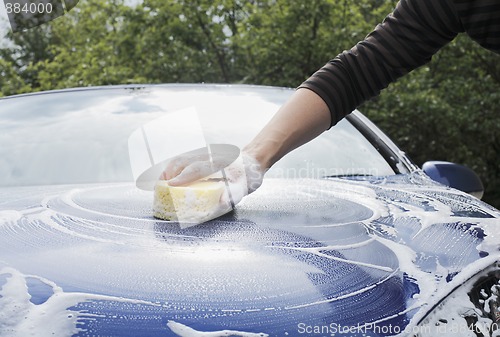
[299,0,463,128]
[453,0,500,54]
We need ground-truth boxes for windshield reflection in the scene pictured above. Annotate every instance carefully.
[0,85,394,187]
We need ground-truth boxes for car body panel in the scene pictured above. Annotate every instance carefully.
[0,84,499,336]
[1,174,499,336]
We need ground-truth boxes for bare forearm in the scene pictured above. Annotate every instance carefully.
[243,88,330,171]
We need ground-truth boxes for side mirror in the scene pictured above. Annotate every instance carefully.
[422,161,484,199]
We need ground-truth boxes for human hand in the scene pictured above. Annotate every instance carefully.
[160,150,235,185]
[160,149,264,209]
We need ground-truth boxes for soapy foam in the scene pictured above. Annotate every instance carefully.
[331,175,500,333]
[0,267,161,337]
[0,267,275,337]
[399,255,500,335]
[284,269,399,310]
[273,243,394,273]
[1,266,272,337]
[57,186,160,222]
[1,176,499,335]
[0,210,23,224]
[167,320,268,337]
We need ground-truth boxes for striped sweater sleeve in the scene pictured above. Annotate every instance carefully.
[454,0,500,53]
[299,0,464,128]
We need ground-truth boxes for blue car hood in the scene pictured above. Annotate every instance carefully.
[0,172,499,337]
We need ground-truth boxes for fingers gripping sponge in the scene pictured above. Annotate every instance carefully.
[153,180,228,226]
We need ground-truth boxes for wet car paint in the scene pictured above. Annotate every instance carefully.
[1,173,499,336]
[1,84,499,337]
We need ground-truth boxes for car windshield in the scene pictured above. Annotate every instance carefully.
[0,85,395,187]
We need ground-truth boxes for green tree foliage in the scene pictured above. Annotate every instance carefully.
[0,24,54,92]
[0,0,499,207]
[35,0,149,88]
[0,58,31,95]
[361,34,500,207]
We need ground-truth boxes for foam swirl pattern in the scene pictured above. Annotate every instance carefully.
[0,175,499,336]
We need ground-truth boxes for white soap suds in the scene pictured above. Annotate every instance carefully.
[167,320,268,337]
[398,256,500,336]
[57,186,159,222]
[284,269,399,310]
[0,210,22,224]
[1,177,500,336]
[0,267,161,337]
[0,267,82,337]
[273,243,394,273]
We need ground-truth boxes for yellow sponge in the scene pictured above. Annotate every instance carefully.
[153,180,226,224]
